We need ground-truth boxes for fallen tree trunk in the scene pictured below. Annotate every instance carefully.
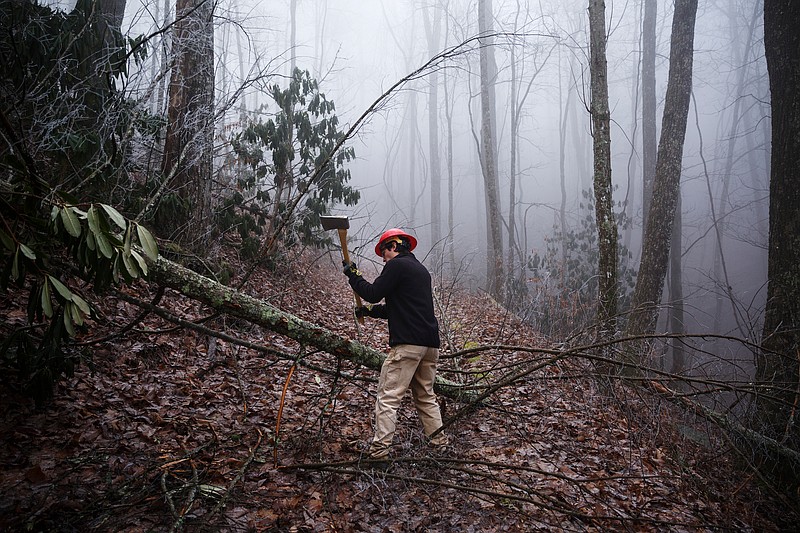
[147,255,475,402]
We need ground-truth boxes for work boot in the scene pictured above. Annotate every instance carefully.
[428,432,451,454]
[366,443,391,459]
[347,439,391,459]
[429,432,449,446]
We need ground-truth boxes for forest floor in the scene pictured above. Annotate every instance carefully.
[0,248,796,532]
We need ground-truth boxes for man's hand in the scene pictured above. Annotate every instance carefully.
[342,260,361,278]
[354,306,370,318]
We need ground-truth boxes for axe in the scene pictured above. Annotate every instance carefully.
[320,215,364,324]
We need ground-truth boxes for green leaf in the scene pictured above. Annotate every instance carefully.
[60,207,82,238]
[87,206,113,258]
[95,232,113,259]
[100,204,127,231]
[72,293,90,316]
[136,224,158,260]
[41,279,53,318]
[123,226,132,256]
[87,205,101,236]
[122,251,139,278]
[48,275,73,301]
[63,308,75,337]
[19,243,36,260]
[70,302,85,326]
[112,255,121,284]
[11,249,19,281]
[105,232,124,248]
[131,250,148,276]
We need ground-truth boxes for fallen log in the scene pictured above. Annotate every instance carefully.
[147,255,476,402]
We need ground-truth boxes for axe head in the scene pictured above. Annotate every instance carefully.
[320,215,350,231]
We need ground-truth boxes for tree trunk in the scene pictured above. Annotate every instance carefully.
[313,0,328,79]
[669,193,685,376]
[588,0,618,336]
[85,0,126,50]
[641,0,657,226]
[624,0,698,351]
[289,0,297,73]
[623,5,640,256]
[478,0,504,300]
[423,2,442,259]
[234,0,248,123]
[443,48,456,277]
[147,0,171,175]
[759,0,800,459]
[558,46,570,270]
[407,86,419,223]
[71,0,127,146]
[157,0,215,250]
[508,48,518,283]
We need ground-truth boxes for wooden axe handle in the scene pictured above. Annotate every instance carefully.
[338,228,364,324]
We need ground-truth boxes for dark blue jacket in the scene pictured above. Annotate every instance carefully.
[347,252,440,348]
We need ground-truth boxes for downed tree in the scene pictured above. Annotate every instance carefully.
[147,255,476,402]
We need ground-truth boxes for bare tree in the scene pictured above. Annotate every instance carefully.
[423,1,443,258]
[588,0,618,336]
[669,194,685,375]
[290,0,298,73]
[641,0,657,225]
[558,46,571,270]
[313,0,328,79]
[478,0,504,299]
[440,0,459,277]
[624,0,698,349]
[759,0,800,459]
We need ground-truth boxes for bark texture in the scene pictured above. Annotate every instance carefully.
[759,0,800,460]
[669,194,685,375]
[157,0,215,248]
[641,0,657,224]
[478,0,505,300]
[588,0,618,336]
[624,0,698,346]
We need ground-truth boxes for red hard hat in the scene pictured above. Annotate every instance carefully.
[375,228,417,256]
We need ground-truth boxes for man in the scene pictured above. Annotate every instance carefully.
[343,228,449,459]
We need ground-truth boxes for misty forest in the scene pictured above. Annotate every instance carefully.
[1,0,799,530]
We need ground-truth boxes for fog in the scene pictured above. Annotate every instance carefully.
[101,0,767,372]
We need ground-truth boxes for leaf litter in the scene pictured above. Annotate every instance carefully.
[0,250,793,531]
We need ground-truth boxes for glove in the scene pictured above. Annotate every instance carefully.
[354,306,368,318]
[342,260,361,278]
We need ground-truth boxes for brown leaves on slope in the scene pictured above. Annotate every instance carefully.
[0,250,790,531]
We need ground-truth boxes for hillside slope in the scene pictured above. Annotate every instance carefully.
[0,249,792,531]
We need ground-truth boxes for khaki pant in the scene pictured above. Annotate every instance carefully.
[372,344,447,449]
